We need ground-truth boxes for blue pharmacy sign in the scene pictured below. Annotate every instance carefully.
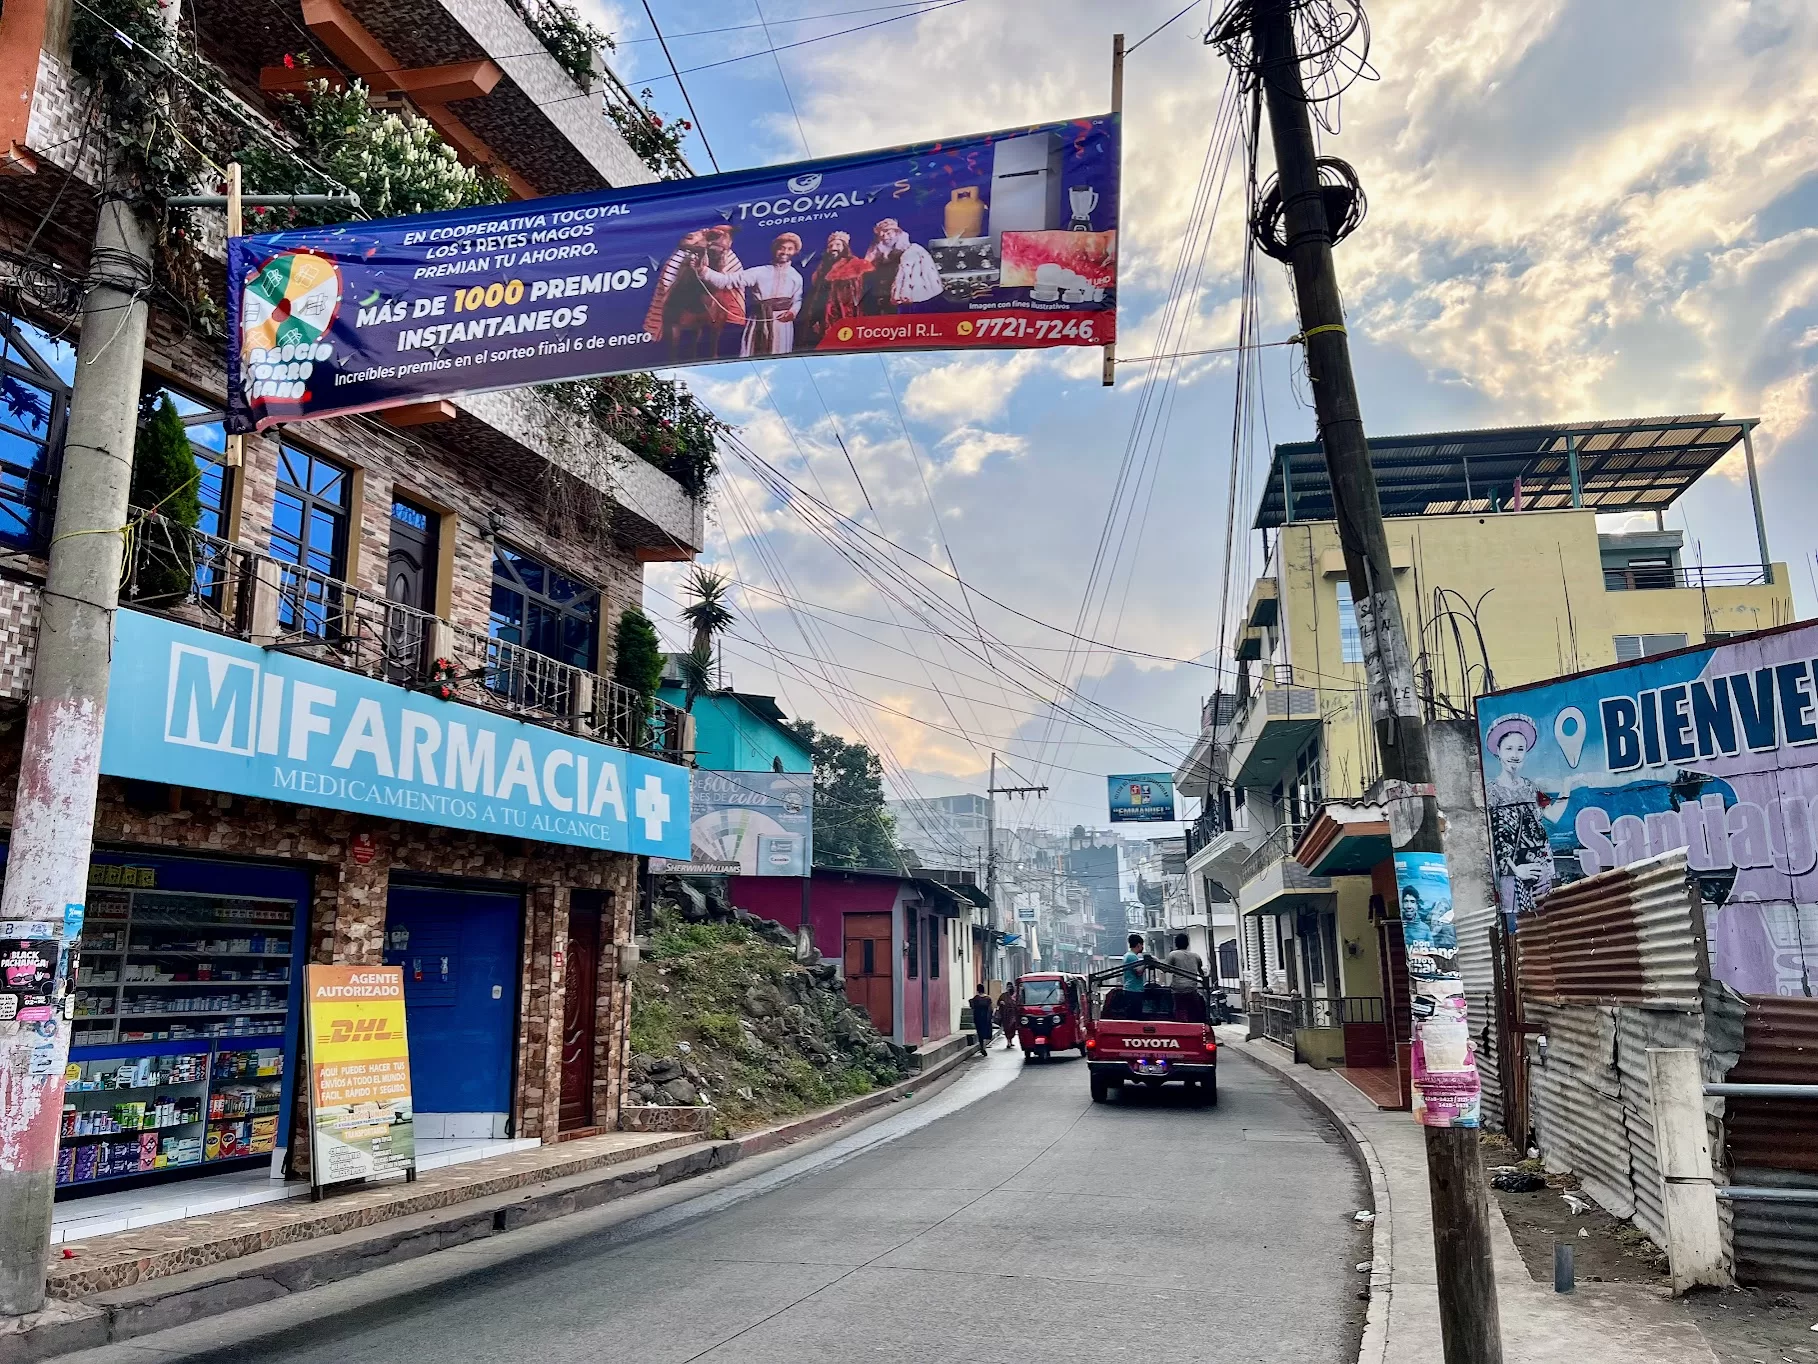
[99,611,690,858]
[1107,773,1175,824]
[226,115,1121,432]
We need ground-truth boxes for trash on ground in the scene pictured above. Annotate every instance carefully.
[1491,1170,1547,1193]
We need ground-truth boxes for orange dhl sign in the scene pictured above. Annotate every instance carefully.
[322,1014,406,1046]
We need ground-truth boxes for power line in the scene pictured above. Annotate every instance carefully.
[640,0,720,172]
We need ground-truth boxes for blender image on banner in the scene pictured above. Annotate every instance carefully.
[240,251,342,409]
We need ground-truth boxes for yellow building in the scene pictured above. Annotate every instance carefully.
[1175,416,1794,1083]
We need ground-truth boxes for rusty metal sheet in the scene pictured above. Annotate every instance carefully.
[1726,996,1818,1174]
[1521,852,1704,1008]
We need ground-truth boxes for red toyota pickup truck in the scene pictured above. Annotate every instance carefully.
[1084,966,1217,1105]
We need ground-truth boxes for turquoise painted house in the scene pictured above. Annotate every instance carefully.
[658,660,813,774]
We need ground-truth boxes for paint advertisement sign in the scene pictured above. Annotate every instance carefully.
[1107,773,1176,823]
[99,610,690,859]
[1477,622,1818,997]
[306,965,414,1184]
[1394,851,1481,1129]
[688,771,813,876]
[224,115,1120,433]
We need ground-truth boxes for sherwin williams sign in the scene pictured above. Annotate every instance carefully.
[1477,621,1818,997]
[224,115,1119,432]
[100,611,690,858]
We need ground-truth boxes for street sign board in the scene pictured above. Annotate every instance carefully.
[1107,773,1175,823]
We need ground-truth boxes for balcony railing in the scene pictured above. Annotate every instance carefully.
[1184,802,1232,858]
[1235,821,1306,887]
[1603,564,1766,592]
[1256,992,1344,1044]
[122,514,687,764]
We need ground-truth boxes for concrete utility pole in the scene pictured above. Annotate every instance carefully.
[0,183,156,1311]
[1246,2,1503,1359]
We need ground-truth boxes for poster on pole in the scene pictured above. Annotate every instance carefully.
[225,115,1120,433]
[1107,773,1176,823]
[305,965,416,1184]
[1393,852,1481,1129]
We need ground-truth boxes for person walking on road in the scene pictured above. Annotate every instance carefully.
[1164,933,1206,991]
[996,985,1019,1051]
[970,983,995,1057]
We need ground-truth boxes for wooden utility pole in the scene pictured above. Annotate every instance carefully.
[985,753,1046,978]
[1247,2,1503,1359]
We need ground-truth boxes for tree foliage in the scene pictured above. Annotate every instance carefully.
[783,720,899,870]
[240,78,508,228]
[129,395,201,600]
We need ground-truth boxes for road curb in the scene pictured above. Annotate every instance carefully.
[0,1048,980,1364]
[1221,1035,1392,1364]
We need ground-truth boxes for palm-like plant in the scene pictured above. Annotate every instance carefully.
[677,567,734,711]
[679,567,734,657]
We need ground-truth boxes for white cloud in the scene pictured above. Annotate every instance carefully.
[938,426,1029,476]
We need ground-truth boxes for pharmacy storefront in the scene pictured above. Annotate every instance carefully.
[25,610,688,1216]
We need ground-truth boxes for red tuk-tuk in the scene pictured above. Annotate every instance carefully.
[1014,972,1088,1061]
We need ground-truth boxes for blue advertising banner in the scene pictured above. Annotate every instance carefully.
[1107,773,1175,823]
[1477,621,1818,997]
[226,115,1120,432]
[99,611,691,858]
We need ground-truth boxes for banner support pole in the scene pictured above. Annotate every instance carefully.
[224,161,244,469]
[1103,32,1124,388]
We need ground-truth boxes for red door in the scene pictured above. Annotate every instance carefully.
[559,896,602,1132]
[843,912,894,1036]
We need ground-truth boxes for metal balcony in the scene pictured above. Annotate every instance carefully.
[119,514,687,763]
[1234,822,1334,917]
[1602,564,1767,591]
[1221,666,1321,790]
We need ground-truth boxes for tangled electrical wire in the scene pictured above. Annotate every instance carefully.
[1250,155,1367,260]
[1206,0,1377,133]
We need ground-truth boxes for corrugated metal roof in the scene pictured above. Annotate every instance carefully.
[1255,414,1750,529]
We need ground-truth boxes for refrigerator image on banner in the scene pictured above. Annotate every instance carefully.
[990,131,1065,247]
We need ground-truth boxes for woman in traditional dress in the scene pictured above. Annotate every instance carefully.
[1484,713,1555,928]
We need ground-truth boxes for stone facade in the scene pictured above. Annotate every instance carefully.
[0,733,641,1145]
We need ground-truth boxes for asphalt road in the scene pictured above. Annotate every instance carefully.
[108,1045,1369,1364]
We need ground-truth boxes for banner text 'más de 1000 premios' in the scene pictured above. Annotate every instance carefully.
[226,115,1120,432]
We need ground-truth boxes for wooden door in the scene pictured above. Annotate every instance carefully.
[843,912,893,1036]
[385,497,438,682]
[559,895,602,1132]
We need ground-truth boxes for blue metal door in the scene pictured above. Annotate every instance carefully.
[382,887,520,1114]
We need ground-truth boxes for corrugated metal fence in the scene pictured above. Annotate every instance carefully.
[1724,996,1818,1290]
[1518,852,1745,1262]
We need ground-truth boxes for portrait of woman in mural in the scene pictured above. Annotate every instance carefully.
[1483,713,1561,929]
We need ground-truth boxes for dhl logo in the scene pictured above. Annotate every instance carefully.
[323,1016,404,1045]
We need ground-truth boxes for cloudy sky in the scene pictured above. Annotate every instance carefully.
[585,0,1818,842]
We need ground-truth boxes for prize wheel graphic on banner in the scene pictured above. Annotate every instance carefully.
[241,251,342,410]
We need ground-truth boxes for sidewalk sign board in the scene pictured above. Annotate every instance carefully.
[305,964,416,1187]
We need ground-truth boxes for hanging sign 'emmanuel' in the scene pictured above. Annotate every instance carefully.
[225,115,1120,433]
